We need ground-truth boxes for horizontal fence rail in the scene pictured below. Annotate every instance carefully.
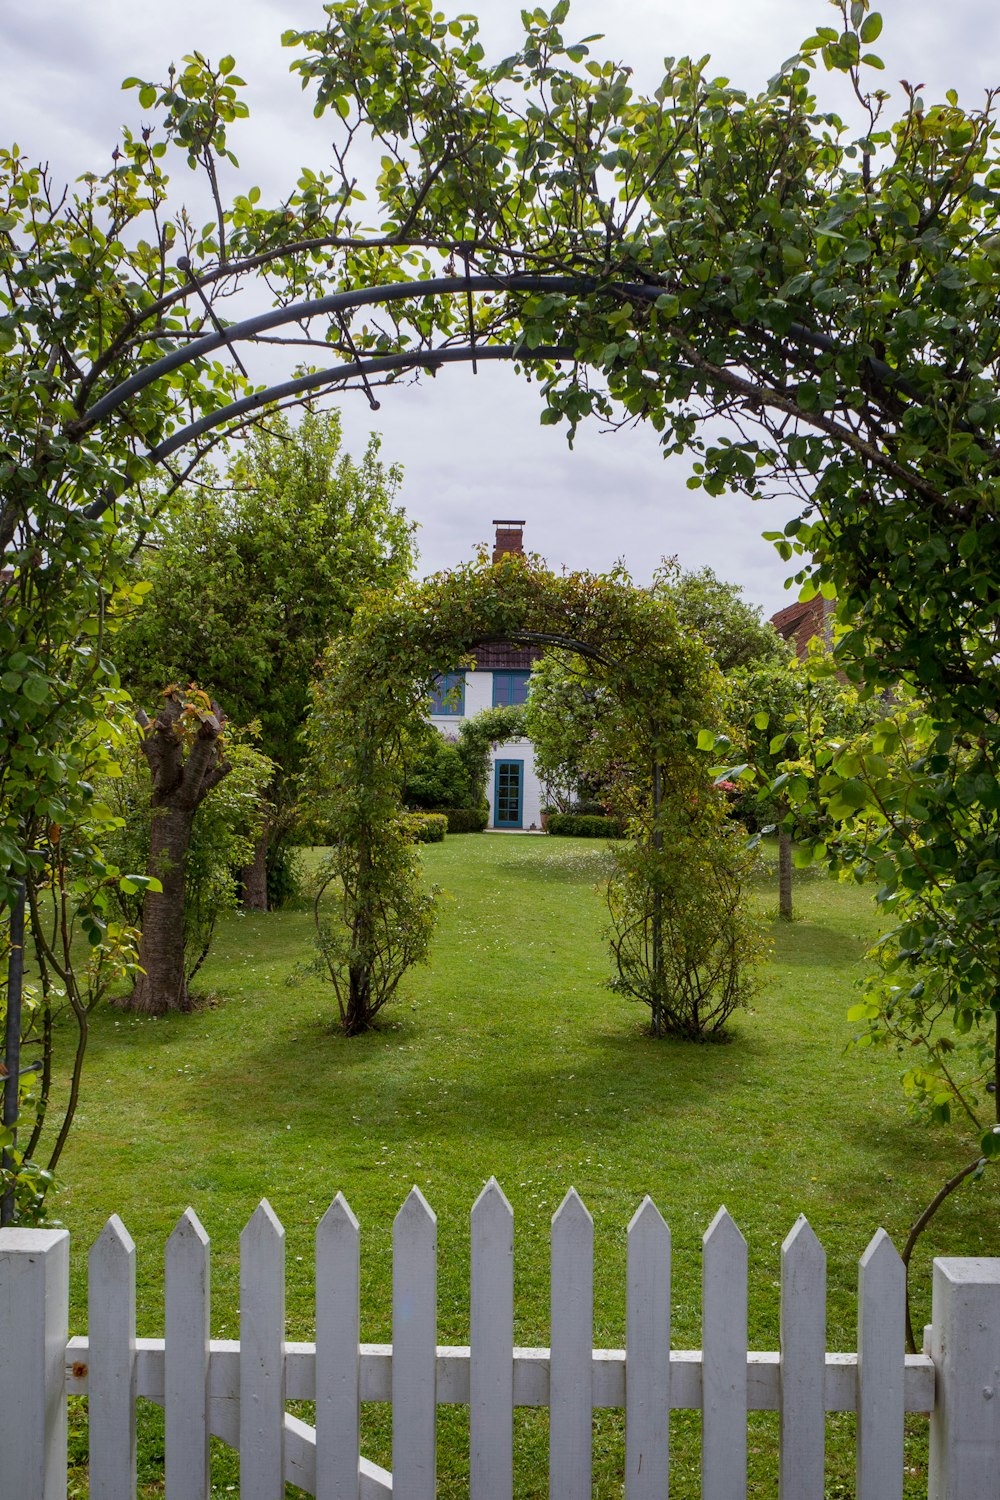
[2,1180,1000,1500]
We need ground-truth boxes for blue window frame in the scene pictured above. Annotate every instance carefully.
[493,759,524,828]
[492,670,530,707]
[428,672,465,716]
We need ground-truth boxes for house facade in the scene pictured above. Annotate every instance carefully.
[427,522,546,831]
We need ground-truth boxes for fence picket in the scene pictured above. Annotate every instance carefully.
[88,1215,137,1500]
[702,1206,748,1500]
[165,1209,210,1500]
[470,1177,514,1500]
[392,1186,437,1500]
[779,1215,826,1499]
[625,1196,670,1500]
[550,1187,594,1500]
[857,1228,905,1500]
[240,1200,286,1500]
[316,1193,361,1500]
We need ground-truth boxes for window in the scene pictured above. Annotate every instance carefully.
[428,672,465,716]
[492,671,530,707]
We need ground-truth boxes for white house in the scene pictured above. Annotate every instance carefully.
[427,521,546,831]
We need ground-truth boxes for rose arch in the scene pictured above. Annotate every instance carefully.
[302,552,763,1038]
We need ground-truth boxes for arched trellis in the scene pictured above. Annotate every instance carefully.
[70,268,914,520]
[303,554,762,1038]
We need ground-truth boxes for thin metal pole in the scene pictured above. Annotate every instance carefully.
[1,879,26,1226]
[651,752,663,1038]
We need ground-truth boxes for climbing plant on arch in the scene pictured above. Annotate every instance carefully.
[304,554,765,1037]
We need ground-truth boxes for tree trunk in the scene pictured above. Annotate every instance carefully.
[117,688,231,1018]
[778,827,793,921]
[241,830,269,912]
[128,805,197,1014]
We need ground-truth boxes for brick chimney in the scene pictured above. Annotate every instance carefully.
[492,519,525,563]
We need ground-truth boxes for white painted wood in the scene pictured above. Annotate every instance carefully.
[0,1227,69,1500]
[470,1177,514,1500]
[239,1200,286,1500]
[928,1256,1000,1500]
[550,1187,593,1500]
[316,1192,361,1500]
[392,1186,437,1500]
[88,1214,138,1500]
[702,1206,748,1500]
[779,1215,826,1500]
[857,1228,904,1500]
[164,1209,210,1500]
[625,1196,670,1500]
[62,1332,941,1413]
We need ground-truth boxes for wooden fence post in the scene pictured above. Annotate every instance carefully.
[0,1227,70,1500]
[927,1256,1000,1500]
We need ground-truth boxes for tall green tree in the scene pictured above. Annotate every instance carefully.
[115,411,414,906]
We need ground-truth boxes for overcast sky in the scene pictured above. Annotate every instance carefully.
[3,1,995,617]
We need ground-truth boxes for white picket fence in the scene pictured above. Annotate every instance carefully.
[1,1179,999,1499]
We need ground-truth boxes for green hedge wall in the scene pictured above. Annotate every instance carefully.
[444,806,489,833]
[402,811,448,843]
[546,812,625,838]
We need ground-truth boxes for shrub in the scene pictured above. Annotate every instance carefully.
[569,798,610,817]
[606,828,766,1039]
[311,827,438,1035]
[547,812,624,838]
[403,811,448,843]
[444,806,489,833]
[404,734,473,809]
[266,839,304,908]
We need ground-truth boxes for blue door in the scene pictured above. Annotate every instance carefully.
[493,759,524,828]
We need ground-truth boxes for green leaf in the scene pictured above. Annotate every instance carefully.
[696,728,716,751]
[859,12,882,42]
[753,712,770,731]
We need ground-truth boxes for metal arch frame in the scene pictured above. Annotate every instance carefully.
[76,269,915,489]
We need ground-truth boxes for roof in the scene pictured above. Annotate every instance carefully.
[463,641,542,670]
[770,596,829,660]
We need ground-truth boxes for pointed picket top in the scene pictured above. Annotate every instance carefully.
[167,1206,209,1254]
[241,1198,285,1248]
[860,1225,901,1275]
[90,1213,136,1268]
[782,1212,823,1261]
[552,1185,593,1230]
[472,1175,513,1221]
[628,1193,668,1239]
[394,1184,436,1235]
[704,1204,746,1252]
[318,1190,359,1238]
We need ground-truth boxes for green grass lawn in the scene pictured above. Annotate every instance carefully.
[55,834,996,1497]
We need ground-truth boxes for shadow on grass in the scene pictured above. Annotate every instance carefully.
[176,1006,771,1145]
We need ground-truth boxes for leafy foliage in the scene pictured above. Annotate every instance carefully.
[403,731,474,811]
[310,822,438,1036]
[547,812,623,838]
[305,552,762,1036]
[402,811,449,844]
[115,412,413,803]
[102,722,273,987]
[608,823,766,1040]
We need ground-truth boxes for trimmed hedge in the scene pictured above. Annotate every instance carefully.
[547,812,625,838]
[402,811,448,843]
[444,806,489,833]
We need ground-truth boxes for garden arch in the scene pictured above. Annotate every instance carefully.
[304,553,760,1037]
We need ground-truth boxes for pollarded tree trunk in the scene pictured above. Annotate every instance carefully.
[240,829,269,912]
[122,688,231,1016]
